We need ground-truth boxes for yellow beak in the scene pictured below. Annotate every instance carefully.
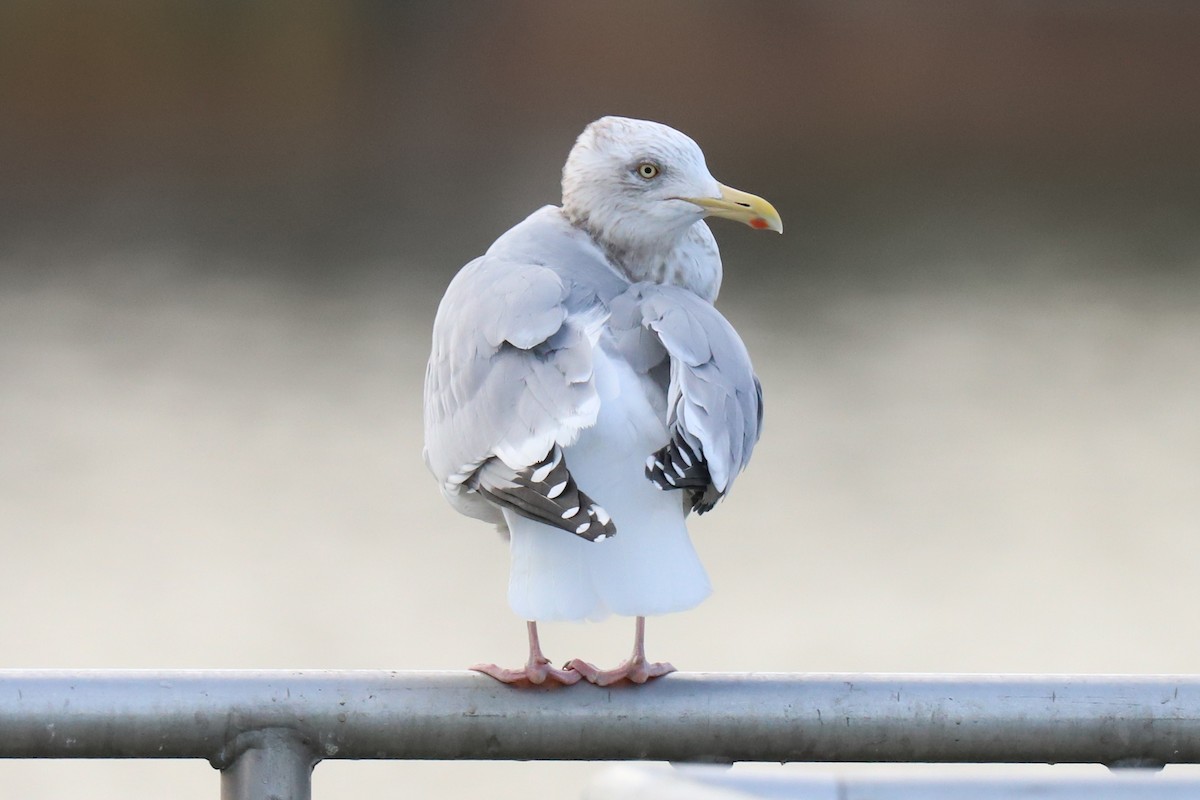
[681,183,783,233]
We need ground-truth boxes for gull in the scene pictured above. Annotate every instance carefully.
[423,116,781,685]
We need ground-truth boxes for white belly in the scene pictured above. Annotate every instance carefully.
[505,344,712,622]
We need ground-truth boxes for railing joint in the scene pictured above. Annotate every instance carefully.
[218,727,318,800]
[211,726,319,772]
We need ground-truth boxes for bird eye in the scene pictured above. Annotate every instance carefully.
[635,162,661,180]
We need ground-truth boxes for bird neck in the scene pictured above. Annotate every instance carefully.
[570,214,722,302]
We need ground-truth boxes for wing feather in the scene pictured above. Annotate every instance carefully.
[611,283,763,513]
[423,252,613,538]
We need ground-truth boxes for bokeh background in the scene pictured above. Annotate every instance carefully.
[2,1,1199,797]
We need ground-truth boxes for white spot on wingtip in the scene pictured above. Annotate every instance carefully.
[593,533,607,542]
[547,480,567,498]
[530,448,561,482]
[672,461,686,478]
[575,522,590,534]
[663,472,677,486]
[561,506,580,519]
[678,446,693,466]
[645,455,657,470]
[592,505,610,526]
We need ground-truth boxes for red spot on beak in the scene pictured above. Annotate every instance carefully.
[749,217,770,230]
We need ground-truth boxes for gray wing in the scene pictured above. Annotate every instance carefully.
[423,253,616,541]
[609,282,764,513]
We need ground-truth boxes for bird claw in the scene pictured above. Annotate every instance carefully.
[565,657,676,686]
[470,657,582,686]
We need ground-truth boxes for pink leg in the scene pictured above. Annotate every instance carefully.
[567,616,676,686]
[471,621,581,686]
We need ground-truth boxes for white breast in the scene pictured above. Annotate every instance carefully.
[504,340,712,622]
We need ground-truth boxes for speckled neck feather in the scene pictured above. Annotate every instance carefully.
[560,116,725,302]
[567,210,722,303]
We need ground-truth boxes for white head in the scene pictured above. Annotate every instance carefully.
[561,117,782,267]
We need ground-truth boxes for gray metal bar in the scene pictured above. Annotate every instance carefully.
[1,671,1199,766]
[219,728,315,800]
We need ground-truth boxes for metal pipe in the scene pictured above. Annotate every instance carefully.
[1,671,1199,766]
[219,728,315,800]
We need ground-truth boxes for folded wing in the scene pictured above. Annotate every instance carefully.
[423,254,616,540]
[609,283,764,513]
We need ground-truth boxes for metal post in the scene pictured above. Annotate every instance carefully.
[219,728,315,800]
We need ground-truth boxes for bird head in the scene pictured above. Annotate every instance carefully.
[561,117,782,253]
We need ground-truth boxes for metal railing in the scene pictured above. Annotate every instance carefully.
[3,671,1199,799]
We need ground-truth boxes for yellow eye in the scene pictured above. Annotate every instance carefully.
[636,162,661,179]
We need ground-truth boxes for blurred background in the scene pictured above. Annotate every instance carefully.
[2,1,1199,797]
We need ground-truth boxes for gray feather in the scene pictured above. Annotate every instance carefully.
[424,206,762,532]
[610,282,763,508]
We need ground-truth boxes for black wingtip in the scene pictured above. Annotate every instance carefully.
[644,435,728,514]
[474,448,617,541]
[575,501,617,542]
[645,435,710,493]
[688,486,722,514]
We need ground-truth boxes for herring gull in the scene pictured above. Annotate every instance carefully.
[423,116,781,685]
